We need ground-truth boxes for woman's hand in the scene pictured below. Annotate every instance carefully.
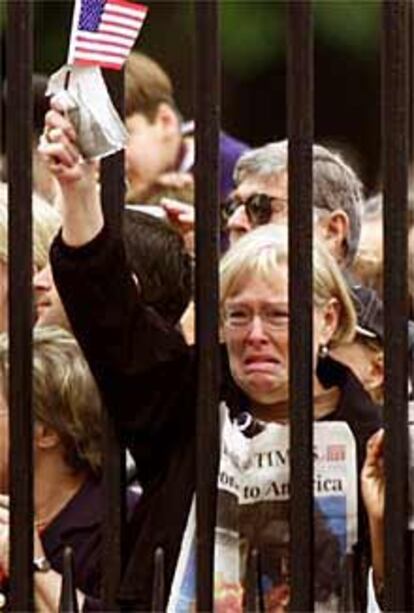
[0,502,9,578]
[38,97,92,188]
[361,428,385,524]
[361,428,385,593]
[160,198,195,256]
[38,96,103,247]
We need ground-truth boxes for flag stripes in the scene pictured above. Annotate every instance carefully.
[68,0,148,70]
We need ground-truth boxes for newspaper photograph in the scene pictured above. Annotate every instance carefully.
[168,406,358,612]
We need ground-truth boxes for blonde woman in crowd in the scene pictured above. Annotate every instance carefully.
[0,326,139,610]
[0,327,102,608]
[0,183,61,332]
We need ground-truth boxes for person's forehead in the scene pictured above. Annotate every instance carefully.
[226,269,289,303]
[235,171,288,200]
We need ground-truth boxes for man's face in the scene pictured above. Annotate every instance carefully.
[33,264,70,330]
[227,170,351,268]
[125,111,178,202]
[226,171,288,246]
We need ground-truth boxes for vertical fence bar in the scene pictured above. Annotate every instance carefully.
[6,1,34,610]
[194,0,220,610]
[245,548,263,612]
[151,547,165,612]
[410,1,414,163]
[59,547,79,613]
[100,70,125,609]
[287,0,314,610]
[410,2,414,610]
[382,0,410,610]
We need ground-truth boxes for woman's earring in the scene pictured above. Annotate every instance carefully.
[318,344,329,359]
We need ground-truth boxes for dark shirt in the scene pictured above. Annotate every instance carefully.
[42,476,139,610]
[51,224,381,611]
[0,477,138,611]
[41,477,102,599]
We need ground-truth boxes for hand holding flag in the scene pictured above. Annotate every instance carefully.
[42,0,147,161]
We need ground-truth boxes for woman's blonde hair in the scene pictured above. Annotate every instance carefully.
[220,224,356,346]
[0,326,102,474]
[0,182,61,270]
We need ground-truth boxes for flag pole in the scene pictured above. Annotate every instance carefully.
[64,68,71,90]
[66,0,81,89]
[63,66,71,91]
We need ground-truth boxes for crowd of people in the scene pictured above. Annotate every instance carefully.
[0,50,413,611]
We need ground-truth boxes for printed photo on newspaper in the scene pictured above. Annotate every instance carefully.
[167,405,358,612]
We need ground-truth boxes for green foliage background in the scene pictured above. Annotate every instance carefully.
[0,1,380,81]
[1,1,384,187]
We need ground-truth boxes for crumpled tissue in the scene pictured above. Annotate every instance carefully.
[46,65,128,160]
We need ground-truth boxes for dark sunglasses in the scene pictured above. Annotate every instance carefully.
[222,193,287,226]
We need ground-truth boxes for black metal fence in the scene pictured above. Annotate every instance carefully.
[4,0,413,611]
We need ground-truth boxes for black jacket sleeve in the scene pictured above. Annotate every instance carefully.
[50,224,195,484]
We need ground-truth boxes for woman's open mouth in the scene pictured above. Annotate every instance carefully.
[243,354,280,373]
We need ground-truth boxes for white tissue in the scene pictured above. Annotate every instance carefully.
[46,65,128,161]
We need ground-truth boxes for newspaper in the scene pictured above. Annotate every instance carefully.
[168,404,358,612]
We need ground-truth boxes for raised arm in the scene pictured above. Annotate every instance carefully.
[39,99,194,481]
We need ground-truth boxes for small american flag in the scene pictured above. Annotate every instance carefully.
[67,0,148,70]
[326,444,346,462]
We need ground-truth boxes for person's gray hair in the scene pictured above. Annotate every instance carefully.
[234,140,364,267]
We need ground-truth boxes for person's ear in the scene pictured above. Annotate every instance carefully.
[325,210,349,263]
[34,423,60,451]
[319,297,340,346]
[154,102,180,140]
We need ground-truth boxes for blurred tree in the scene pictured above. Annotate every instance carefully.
[314,0,379,53]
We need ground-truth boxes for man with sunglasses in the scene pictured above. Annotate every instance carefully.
[227,140,363,271]
[223,174,289,247]
[163,139,364,271]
